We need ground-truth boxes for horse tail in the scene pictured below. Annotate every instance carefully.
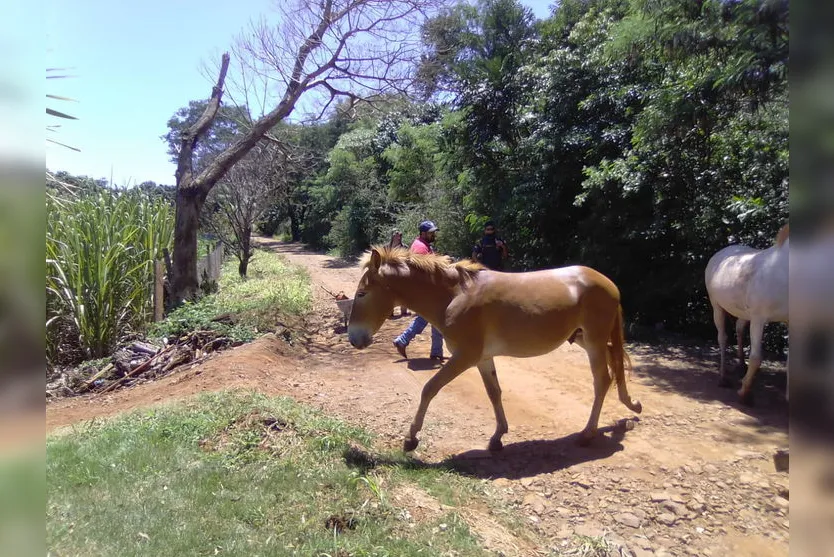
[608,304,632,386]
[608,304,642,413]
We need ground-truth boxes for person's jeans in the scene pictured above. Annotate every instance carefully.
[395,315,444,358]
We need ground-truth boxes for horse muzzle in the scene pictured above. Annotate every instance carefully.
[348,327,373,349]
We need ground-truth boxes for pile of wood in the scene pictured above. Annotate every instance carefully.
[46,331,241,399]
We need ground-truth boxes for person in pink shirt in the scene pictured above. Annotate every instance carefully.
[392,220,445,361]
[387,229,410,318]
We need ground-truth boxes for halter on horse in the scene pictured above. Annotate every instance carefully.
[347,246,642,451]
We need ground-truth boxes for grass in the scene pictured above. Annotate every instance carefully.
[149,249,312,343]
[47,391,498,557]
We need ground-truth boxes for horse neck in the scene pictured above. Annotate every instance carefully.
[384,266,457,323]
[769,237,789,260]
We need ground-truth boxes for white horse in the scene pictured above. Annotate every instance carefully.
[704,223,789,405]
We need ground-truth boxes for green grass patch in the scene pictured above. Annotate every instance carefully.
[47,391,499,557]
[1,450,45,557]
[149,249,312,342]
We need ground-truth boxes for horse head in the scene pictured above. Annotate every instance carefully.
[347,247,398,349]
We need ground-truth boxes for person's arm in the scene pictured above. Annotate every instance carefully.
[472,241,482,261]
[497,238,508,258]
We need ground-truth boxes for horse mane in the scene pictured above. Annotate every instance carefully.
[360,245,484,283]
[774,223,789,247]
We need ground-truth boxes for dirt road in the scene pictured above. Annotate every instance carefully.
[46,239,790,556]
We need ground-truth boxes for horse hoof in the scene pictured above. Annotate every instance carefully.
[488,439,504,452]
[738,391,755,407]
[632,400,643,414]
[576,433,595,447]
[403,437,419,452]
[718,376,734,389]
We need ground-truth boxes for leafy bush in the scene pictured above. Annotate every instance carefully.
[149,249,312,342]
[46,187,174,364]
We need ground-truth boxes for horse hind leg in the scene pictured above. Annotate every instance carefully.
[578,343,613,446]
[477,358,508,451]
[712,303,732,387]
[735,318,749,373]
[738,317,766,406]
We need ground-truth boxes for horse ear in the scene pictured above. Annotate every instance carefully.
[369,248,382,272]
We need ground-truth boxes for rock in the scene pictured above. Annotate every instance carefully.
[662,502,688,516]
[703,464,719,474]
[520,477,535,488]
[522,493,547,515]
[633,549,655,557]
[650,492,671,502]
[574,524,605,538]
[615,512,643,529]
[771,496,789,511]
[773,448,789,472]
[656,513,677,526]
[687,500,705,513]
[556,527,572,538]
[572,477,593,489]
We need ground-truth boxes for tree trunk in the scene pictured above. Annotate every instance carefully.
[238,229,251,277]
[171,50,302,303]
[172,187,207,301]
[289,205,301,241]
[238,256,250,277]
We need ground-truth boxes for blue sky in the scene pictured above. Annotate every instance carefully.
[45,0,555,186]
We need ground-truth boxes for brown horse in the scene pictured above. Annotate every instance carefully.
[347,246,643,452]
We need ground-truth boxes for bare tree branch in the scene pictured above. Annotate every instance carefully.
[176,53,231,189]
[172,0,445,300]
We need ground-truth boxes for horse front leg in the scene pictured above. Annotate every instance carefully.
[403,355,473,452]
[738,317,766,406]
[477,358,508,451]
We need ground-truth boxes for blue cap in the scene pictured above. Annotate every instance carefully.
[418,220,438,233]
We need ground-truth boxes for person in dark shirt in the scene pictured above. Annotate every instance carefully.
[472,221,508,271]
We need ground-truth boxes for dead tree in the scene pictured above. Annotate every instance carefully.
[172,0,442,303]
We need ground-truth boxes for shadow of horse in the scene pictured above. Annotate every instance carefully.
[629,343,789,432]
[344,423,630,480]
[406,358,444,371]
[323,258,358,269]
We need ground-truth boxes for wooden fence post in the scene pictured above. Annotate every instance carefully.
[153,259,165,322]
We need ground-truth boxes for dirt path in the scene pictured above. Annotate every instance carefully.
[46,239,790,557]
